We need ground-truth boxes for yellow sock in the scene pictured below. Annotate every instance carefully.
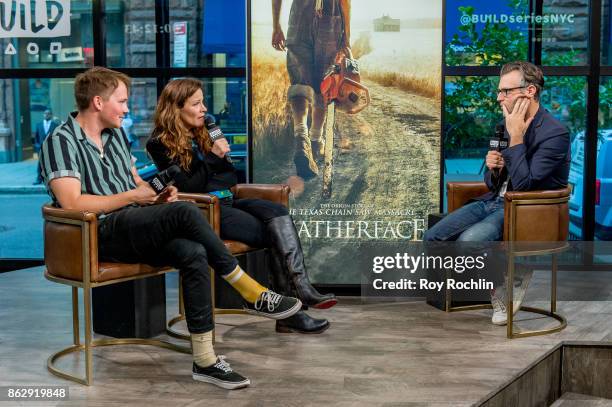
[191,331,216,367]
[222,266,267,303]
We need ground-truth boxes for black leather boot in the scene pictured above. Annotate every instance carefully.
[267,216,337,309]
[268,246,331,334]
[276,310,330,334]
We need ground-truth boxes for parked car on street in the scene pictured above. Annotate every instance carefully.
[568,129,612,240]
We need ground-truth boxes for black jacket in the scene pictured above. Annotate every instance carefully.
[146,135,237,193]
[478,105,570,201]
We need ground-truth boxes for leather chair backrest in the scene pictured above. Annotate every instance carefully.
[43,205,98,282]
[503,187,570,241]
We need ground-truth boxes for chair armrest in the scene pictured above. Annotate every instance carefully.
[504,187,571,202]
[42,204,98,283]
[446,182,489,213]
[42,204,98,222]
[177,193,221,235]
[177,192,217,205]
[232,184,290,208]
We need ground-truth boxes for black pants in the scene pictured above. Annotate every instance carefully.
[219,198,288,247]
[97,201,238,334]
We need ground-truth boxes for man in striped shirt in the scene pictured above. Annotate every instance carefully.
[40,67,301,390]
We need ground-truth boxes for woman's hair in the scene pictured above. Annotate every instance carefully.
[152,78,212,170]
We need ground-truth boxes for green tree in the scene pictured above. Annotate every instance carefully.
[445,1,528,157]
[445,1,608,159]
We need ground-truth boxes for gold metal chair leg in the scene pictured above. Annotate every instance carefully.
[47,339,191,386]
[445,267,492,313]
[444,268,451,312]
[551,254,557,313]
[507,252,566,339]
[507,254,514,339]
[179,276,185,315]
[48,284,192,386]
[84,286,93,385]
[211,268,216,344]
[72,287,80,346]
[448,251,567,339]
[166,275,190,341]
[166,261,253,343]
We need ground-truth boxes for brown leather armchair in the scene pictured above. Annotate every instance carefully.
[178,183,290,254]
[43,183,289,383]
[446,182,570,242]
[445,182,570,338]
[42,205,190,386]
[166,183,291,340]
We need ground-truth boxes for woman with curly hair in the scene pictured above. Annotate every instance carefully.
[147,78,336,334]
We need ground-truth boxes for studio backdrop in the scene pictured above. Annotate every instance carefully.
[248,0,443,284]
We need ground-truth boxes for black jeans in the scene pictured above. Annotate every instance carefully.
[97,201,239,334]
[219,198,288,247]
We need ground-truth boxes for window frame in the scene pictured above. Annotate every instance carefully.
[442,0,611,240]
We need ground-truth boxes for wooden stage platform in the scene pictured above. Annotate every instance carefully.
[1,267,611,406]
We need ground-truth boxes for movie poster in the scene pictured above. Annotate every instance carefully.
[249,0,442,284]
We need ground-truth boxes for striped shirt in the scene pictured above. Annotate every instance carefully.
[40,112,136,206]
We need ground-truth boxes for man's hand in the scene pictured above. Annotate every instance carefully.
[49,176,159,214]
[131,183,158,206]
[272,26,286,51]
[211,138,231,158]
[486,150,505,172]
[155,185,178,204]
[503,97,534,147]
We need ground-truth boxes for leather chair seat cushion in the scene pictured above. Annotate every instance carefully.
[224,240,258,254]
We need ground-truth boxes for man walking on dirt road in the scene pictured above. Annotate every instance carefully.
[271,0,351,180]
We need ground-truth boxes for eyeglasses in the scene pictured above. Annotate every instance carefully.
[496,86,527,97]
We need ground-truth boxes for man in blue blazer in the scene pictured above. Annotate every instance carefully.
[424,61,571,324]
[33,109,60,184]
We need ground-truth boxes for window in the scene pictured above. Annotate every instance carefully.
[595,77,611,241]
[602,0,611,65]
[106,0,158,68]
[125,78,158,165]
[0,2,246,260]
[169,0,246,68]
[541,0,589,65]
[445,0,529,66]
[443,76,498,195]
[0,1,93,69]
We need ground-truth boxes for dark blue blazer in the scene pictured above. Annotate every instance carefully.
[479,105,570,201]
[34,120,59,152]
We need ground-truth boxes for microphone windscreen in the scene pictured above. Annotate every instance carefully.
[204,115,216,128]
[166,165,181,178]
[495,123,505,137]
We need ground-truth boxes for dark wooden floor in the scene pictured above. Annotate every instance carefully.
[1,267,611,406]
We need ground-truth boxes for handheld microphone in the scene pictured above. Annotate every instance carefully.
[149,165,180,194]
[489,124,507,177]
[489,124,508,152]
[205,115,233,164]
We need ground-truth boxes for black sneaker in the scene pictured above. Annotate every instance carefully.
[243,290,302,320]
[192,356,250,390]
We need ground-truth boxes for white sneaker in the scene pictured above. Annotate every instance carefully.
[491,287,510,326]
[490,269,534,326]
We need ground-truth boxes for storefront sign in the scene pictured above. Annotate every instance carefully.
[172,21,188,67]
[0,0,71,38]
[57,46,82,62]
